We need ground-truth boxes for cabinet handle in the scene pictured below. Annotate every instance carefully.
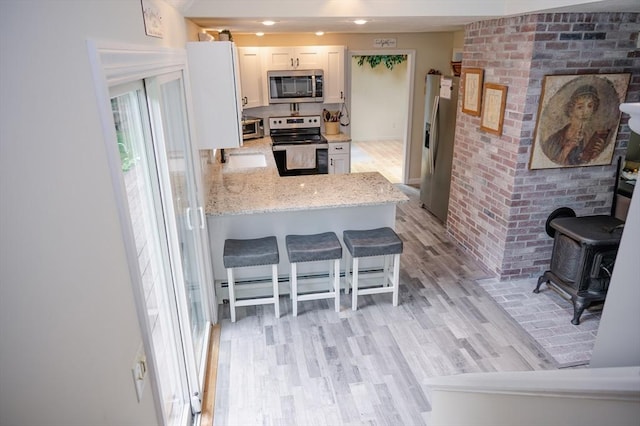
[341,91,344,99]
[290,58,294,67]
[296,58,299,67]
[335,146,343,150]
[198,206,205,229]
[330,158,334,166]
[185,207,193,230]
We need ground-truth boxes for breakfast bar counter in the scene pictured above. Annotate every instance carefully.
[205,137,406,216]
[203,138,408,296]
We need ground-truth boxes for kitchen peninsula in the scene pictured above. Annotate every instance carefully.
[205,137,408,301]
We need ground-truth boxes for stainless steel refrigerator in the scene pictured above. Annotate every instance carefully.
[420,74,459,223]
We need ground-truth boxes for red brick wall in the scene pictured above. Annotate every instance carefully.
[448,12,639,280]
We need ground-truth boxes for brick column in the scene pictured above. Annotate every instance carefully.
[447,12,639,280]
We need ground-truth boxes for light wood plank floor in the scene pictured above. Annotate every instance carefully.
[351,140,403,184]
[212,185,555,426]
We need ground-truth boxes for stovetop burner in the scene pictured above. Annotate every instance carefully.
[269,115,327,146]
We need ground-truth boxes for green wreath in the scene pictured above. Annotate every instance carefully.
[354,55,407,70]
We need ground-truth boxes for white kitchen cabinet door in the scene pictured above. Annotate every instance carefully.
[322,46,346,104]
[329,154,350,174]
[263,47,293,70]
[264,46,323,70]
[328,142,350,174]
[186,41,243,149]
[295,46,323,69]
[237,47,265,108]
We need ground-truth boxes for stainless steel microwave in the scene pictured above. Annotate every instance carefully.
[267,69,324,104]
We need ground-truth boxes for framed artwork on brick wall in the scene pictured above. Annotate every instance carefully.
[462,68,483,116]
[480,83,507,135]
[529,73,630,170]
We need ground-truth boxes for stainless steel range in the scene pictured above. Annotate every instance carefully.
[270,115,328,176]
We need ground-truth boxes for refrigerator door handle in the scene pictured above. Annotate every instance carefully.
[429,95,440,174]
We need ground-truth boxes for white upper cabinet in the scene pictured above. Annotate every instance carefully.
[237,47,265,108]
[186,41,243,149]
[321,46,346,104]
[264,46,323,70]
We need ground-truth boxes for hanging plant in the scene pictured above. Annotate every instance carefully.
[355,55,407,70]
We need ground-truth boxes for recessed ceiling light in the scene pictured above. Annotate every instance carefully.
[256,32,265,37]
[354,19,367,25]
[262,20,276,26]
[315,31,325,36]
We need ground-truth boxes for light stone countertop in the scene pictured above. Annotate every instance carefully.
[204,136,408,216]
[324,132,352,143]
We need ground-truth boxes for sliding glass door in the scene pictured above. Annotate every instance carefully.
[145,71,211,391]
[108,71,211,425]
[110,81,193,425]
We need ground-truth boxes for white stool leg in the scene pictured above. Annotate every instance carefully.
[227,267,236,323]
[383,255,391,287]
[291,262,298,317]
[392,254,400,306]
[352,257,359,311]
[333,258,340,312]
[344,253,351,295]
[272,264,280,318]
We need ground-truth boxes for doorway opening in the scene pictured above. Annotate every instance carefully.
[348,50,415,184]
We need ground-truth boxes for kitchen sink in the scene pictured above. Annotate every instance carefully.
[226,152,267,169]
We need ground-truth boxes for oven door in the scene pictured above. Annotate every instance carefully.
[272,144,328,176]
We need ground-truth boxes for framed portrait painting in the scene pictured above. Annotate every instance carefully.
[529,73,630,170]
[462,68,483,116]
[480,83,507,136]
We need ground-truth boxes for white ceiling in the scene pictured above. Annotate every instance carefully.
[181,0,640,34]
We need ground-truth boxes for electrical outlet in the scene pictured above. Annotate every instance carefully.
[132,344,147,402]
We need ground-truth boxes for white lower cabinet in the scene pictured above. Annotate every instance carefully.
[328,142,350,174]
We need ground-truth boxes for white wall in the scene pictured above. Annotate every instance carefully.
[351,57,409,142]
[0,1,189,425]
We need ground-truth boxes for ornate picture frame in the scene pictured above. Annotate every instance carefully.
[480,83,507,136]
[462,68,483,116]
[529,73,630,170]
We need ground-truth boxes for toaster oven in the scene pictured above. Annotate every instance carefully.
[241,116,264,140]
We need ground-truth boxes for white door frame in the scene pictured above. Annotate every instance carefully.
[347,49,415,184]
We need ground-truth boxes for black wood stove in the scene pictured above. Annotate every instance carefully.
[534,214,624,325]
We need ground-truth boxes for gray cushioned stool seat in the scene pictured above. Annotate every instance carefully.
[286,232,342,263]
[223,236,279,268]
[343,227,403,258]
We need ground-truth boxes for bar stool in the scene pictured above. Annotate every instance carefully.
[285,232,342,316]
[223,236,280,322]
[343,227,403,310]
